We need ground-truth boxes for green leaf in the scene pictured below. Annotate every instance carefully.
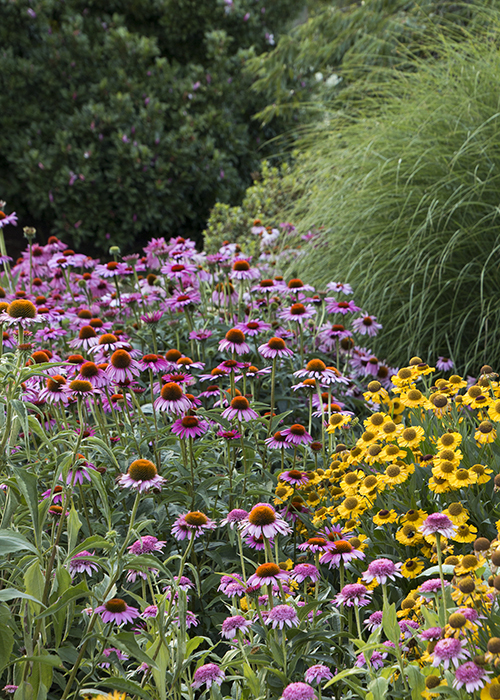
[323,667,367,689]
[67,535,113,560]
[87,469,112,529]
[24,560,45,614]
[115,631,159,670]
[67,506,81,554]
[0,588,44,606]
[243,663,262,697]
[406,665,426,700]
[15,654,62,668]
[37,581,89,619]
[382,602,399,645]
[367,676,388,700]
[0,620,14,671]
[0,530,38,556]
[13,468,39,547]
[94,677,153,699]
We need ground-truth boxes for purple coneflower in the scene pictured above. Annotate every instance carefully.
[138,353,170,372]
[76,361,108,388]
[352,315,382,336]
[68,551,99,577]
[279,469,309,486]
[99,647,129,668]
[165,289,201,311]
[258,336,294,360]
[293,359,344,385]
[320,540,365,569]
[280,682,316,700]
[143,605,158,619]
[364,611,383,631]
[420,513,456,539]
[220,508,249,528]
[279,303,316,324]
[420,627,443,641]
[333,583,371,608]
[69,325,99,349]
[265,604,299,629]
[431,637,469,669]
[154,382,192,414]
[291,563,320,583]
[221,614,253,639]
[191,663,225,690]
[221,395,259,421]
[281,424,313,446]
[106,349,141,384]
[265,431,290,450]
[325,298,361,315]
[236,319,272,336]
[117,459,165,493]
[171,511,216,540]
[419,578,449,594]
[453,662,488,692]
[230,258,260,280]
[218,574,246,596]
[128,535,166,555]
[240,503,291,539]
[362,558,402,585]
[171,414,209,439]
[304,665,334,685]
[245,533,272,550]
[436,356,454,371]
[247,562,290,587]
[95,598,140,625]
[218,328,250,355]
[298,537,330,553]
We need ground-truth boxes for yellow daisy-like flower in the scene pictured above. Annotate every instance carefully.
[382,462,409,487]
[413,362,435,377]
[480,675,500,700]
[379,443,407,462]
[470,463,493,484]
[434,447,462,469]
[94,693,128,700]
[447,374,468,393]
[391,366,416,390]
[397,425,425,450]
[428,475,452,494]
[326,413,352,432]
[364,443,384,465]
[488,400,500,423]
[431,460,456,481]
[274,483,293,505]
[452,522,478,543]
[356,430,379,449]
[454,553,485,576]
[475,420,497,444]
[421,677,447,699]
[280,558,294,571]
[373,508,398,526]
[363,381,390,405]
[311,507,330,527]
[339,470,363,495]
[442,502,469,524]
[400,508,427,527]
[364,412,388,433]
[462,386,491,410]
[240,596,249,612]
[396,523,425,546]
[400,388,431,410]
[337,495,368,520]
[401,557,425,578]
[346,446,364,466]
[379,419,400,441]
[437,431,462,450]
[359,473,386,496]
[428,392,450,417]
[448,468,478,490]
[386,396,405,417]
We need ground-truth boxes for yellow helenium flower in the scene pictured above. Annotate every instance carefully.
[379,419,400,441]
[475,421,497,444]
[391,366,416,390]
[452,522,478,543]
[471,463,493,484]
[359,474,385,496]
[437,432,462,450]
[434,447,462,469]
[382,462,410,487]
[364,443,384,465]
[397,425,425,449]
[400,509,427,527]
[396,523,424,546]
[442,502,469,524]
[481,675,500,700]
[363,381,390,404]
[337,495,368,520]
[428,475,452,494]
[448,468,478,490]
[447,374,468,393]
[373,509,398,526]
[363,412,388,433]
[488,400,500,422]
[401,557,425,579]
[340,470,363,495]
[356,430,379,449]
[431,460,456,481]
[400,388,431,409]
[386,396,405,417]
[462,386,491,410]
[379,443,407,462]
[94,693,128,700]
[326,413,351,432]
[274,483,293,505]
[454,553,485,576]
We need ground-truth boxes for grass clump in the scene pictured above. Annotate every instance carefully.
[288,10,500,372]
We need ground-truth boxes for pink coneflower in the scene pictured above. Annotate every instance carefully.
[320,540,365,568]
[285,278,315,296]
[221,396,259,421]
[265,431,290,450]
[265,604,299,629]
[68,551,99,577]
[420,513,456,539]
[333,583,371,608]
[117,459,165,493]
[126,567,158,583]
[258,336,294,360]
[356,650,386,670]
[247,562,290,587]
[419,579,448,594]
[90,332,129,359]
[279,303,316,324]
[364,611,383,631]
[218,574,246,596]
[230,258,260,280]
[99,647,129,669]
[326,282,353,295]
[280,682,316,700]
[236,319,272,336]
[453,662,488,692]
[220,508,248,528]
[141,311,163,324]
[304,665,334,685]
[219,328,250,355]
[240,503,291,539]
[128,535,166,555]
[154,382,192,414]
[95,598,140,625]
[69,325,99,349]
[191,663,225,690]
[352,315,382,336]
[294,359,345,385]
[143,605,159,619]
[325,298,361,315]
[362,558,402,585]
[171,415,209,439]
[217,428,242,440]
[76,361,108,388]
[436,356,454,371]
[245,533,273,550]
[68,379,96,398]
[291,563,320,583]
[95,261,131,278]
[298,537,330,553]
[0,210,17,229]
[212,281,238,305]
[420,627,443,641]
[138,353,170,372]
[39,374,70,404]
[279,469,309,486]
[251,278,286,294]
[106,349,141,384]
[161,260,198,278]
[166,289,201,311]
[189,329,213,341]
[3,299,38,327]
[171,511,216,540]
[281,424,313,446]
[221,614,253,639]
[431,638,469,669]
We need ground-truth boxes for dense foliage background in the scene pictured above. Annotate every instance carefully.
[0,0,303,253]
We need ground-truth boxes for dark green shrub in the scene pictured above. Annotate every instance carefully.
[0,0,302,252]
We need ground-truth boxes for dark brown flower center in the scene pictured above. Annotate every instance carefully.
[80,362,99,378]
[225,328,246,344]
[161,382,183,401]
[268,337,286,350]
[79,326,97,339]
[233,260,250,271]
[181,416,199,428]
[69,380,93,393]
[128,459,157,481]
[290,424,306,436]
[230,396,250,410]
[255,562,280,577]
[7,300,37,319]
[104,598,127,613]
[111,349,132,369]
[47,375,66,392]
[184,511,208,526]
[99,333,118,345]
[306,359,326,372]
[248,506,276,526]
[290,303,306,315]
